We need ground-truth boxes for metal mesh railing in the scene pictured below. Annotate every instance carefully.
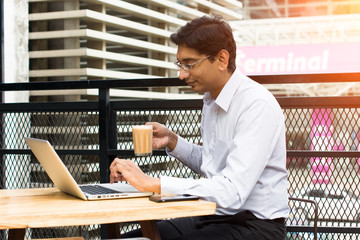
[1,97,360,239]
[285,107,360,151]
[0,109,101,239]
[284,106,360,230]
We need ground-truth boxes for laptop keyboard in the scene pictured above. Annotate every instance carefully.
[79,185,121,195]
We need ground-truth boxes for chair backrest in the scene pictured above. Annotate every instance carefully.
[286,196,319,240]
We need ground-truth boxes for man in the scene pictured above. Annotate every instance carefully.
[110,15,289,240]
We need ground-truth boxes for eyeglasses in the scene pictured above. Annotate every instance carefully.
[174,55,211,72]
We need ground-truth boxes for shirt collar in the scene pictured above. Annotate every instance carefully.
[203,68,243,112]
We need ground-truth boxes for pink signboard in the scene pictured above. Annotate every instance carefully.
[311,109,334,185]
[237,42,360,75]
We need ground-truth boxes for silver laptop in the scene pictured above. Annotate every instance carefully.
[25,137,152,200]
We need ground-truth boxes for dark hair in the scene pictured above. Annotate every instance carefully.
[170,15,236,73]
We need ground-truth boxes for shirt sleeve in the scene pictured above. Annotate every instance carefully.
[165,135,203,174]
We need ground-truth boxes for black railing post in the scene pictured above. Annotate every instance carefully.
[109,101,117,161]
[98,87,117,182]
[98,88,111,183]
[99,87,118,238]
[99,88,109,239]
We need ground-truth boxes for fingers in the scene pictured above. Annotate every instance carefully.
[109,158,142,183]
[145,122,156,127]
[147,122,167,138]
[110,173,123,183]
[146,122,163,132]
[108,157,160,193]
[109,158,124,183]
[146,122,161,134]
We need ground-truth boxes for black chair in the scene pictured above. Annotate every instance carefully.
[287,196,319,240]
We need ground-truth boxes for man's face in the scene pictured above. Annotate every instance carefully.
[176,45,221,96]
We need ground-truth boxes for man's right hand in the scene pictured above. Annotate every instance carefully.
[146,122,178,151]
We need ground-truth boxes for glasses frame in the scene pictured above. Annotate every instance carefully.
[174,55,211,72]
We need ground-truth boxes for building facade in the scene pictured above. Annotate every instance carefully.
[2,0,360,102]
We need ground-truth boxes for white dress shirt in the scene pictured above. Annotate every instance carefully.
[160,68,289,219]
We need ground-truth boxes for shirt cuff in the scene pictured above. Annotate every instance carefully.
[160,175,188,195]
[165,135,192,162]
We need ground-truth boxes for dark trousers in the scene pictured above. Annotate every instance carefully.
[122,211,286,240]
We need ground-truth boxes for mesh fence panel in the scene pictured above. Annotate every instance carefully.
[1,111,100,239]
[1,103,360,239]
[285,107,360,226]
[285,108,360,151]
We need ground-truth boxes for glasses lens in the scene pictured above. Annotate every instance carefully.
[174,62,190,71]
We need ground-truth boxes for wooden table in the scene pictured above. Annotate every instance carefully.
[0,188,216,240]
